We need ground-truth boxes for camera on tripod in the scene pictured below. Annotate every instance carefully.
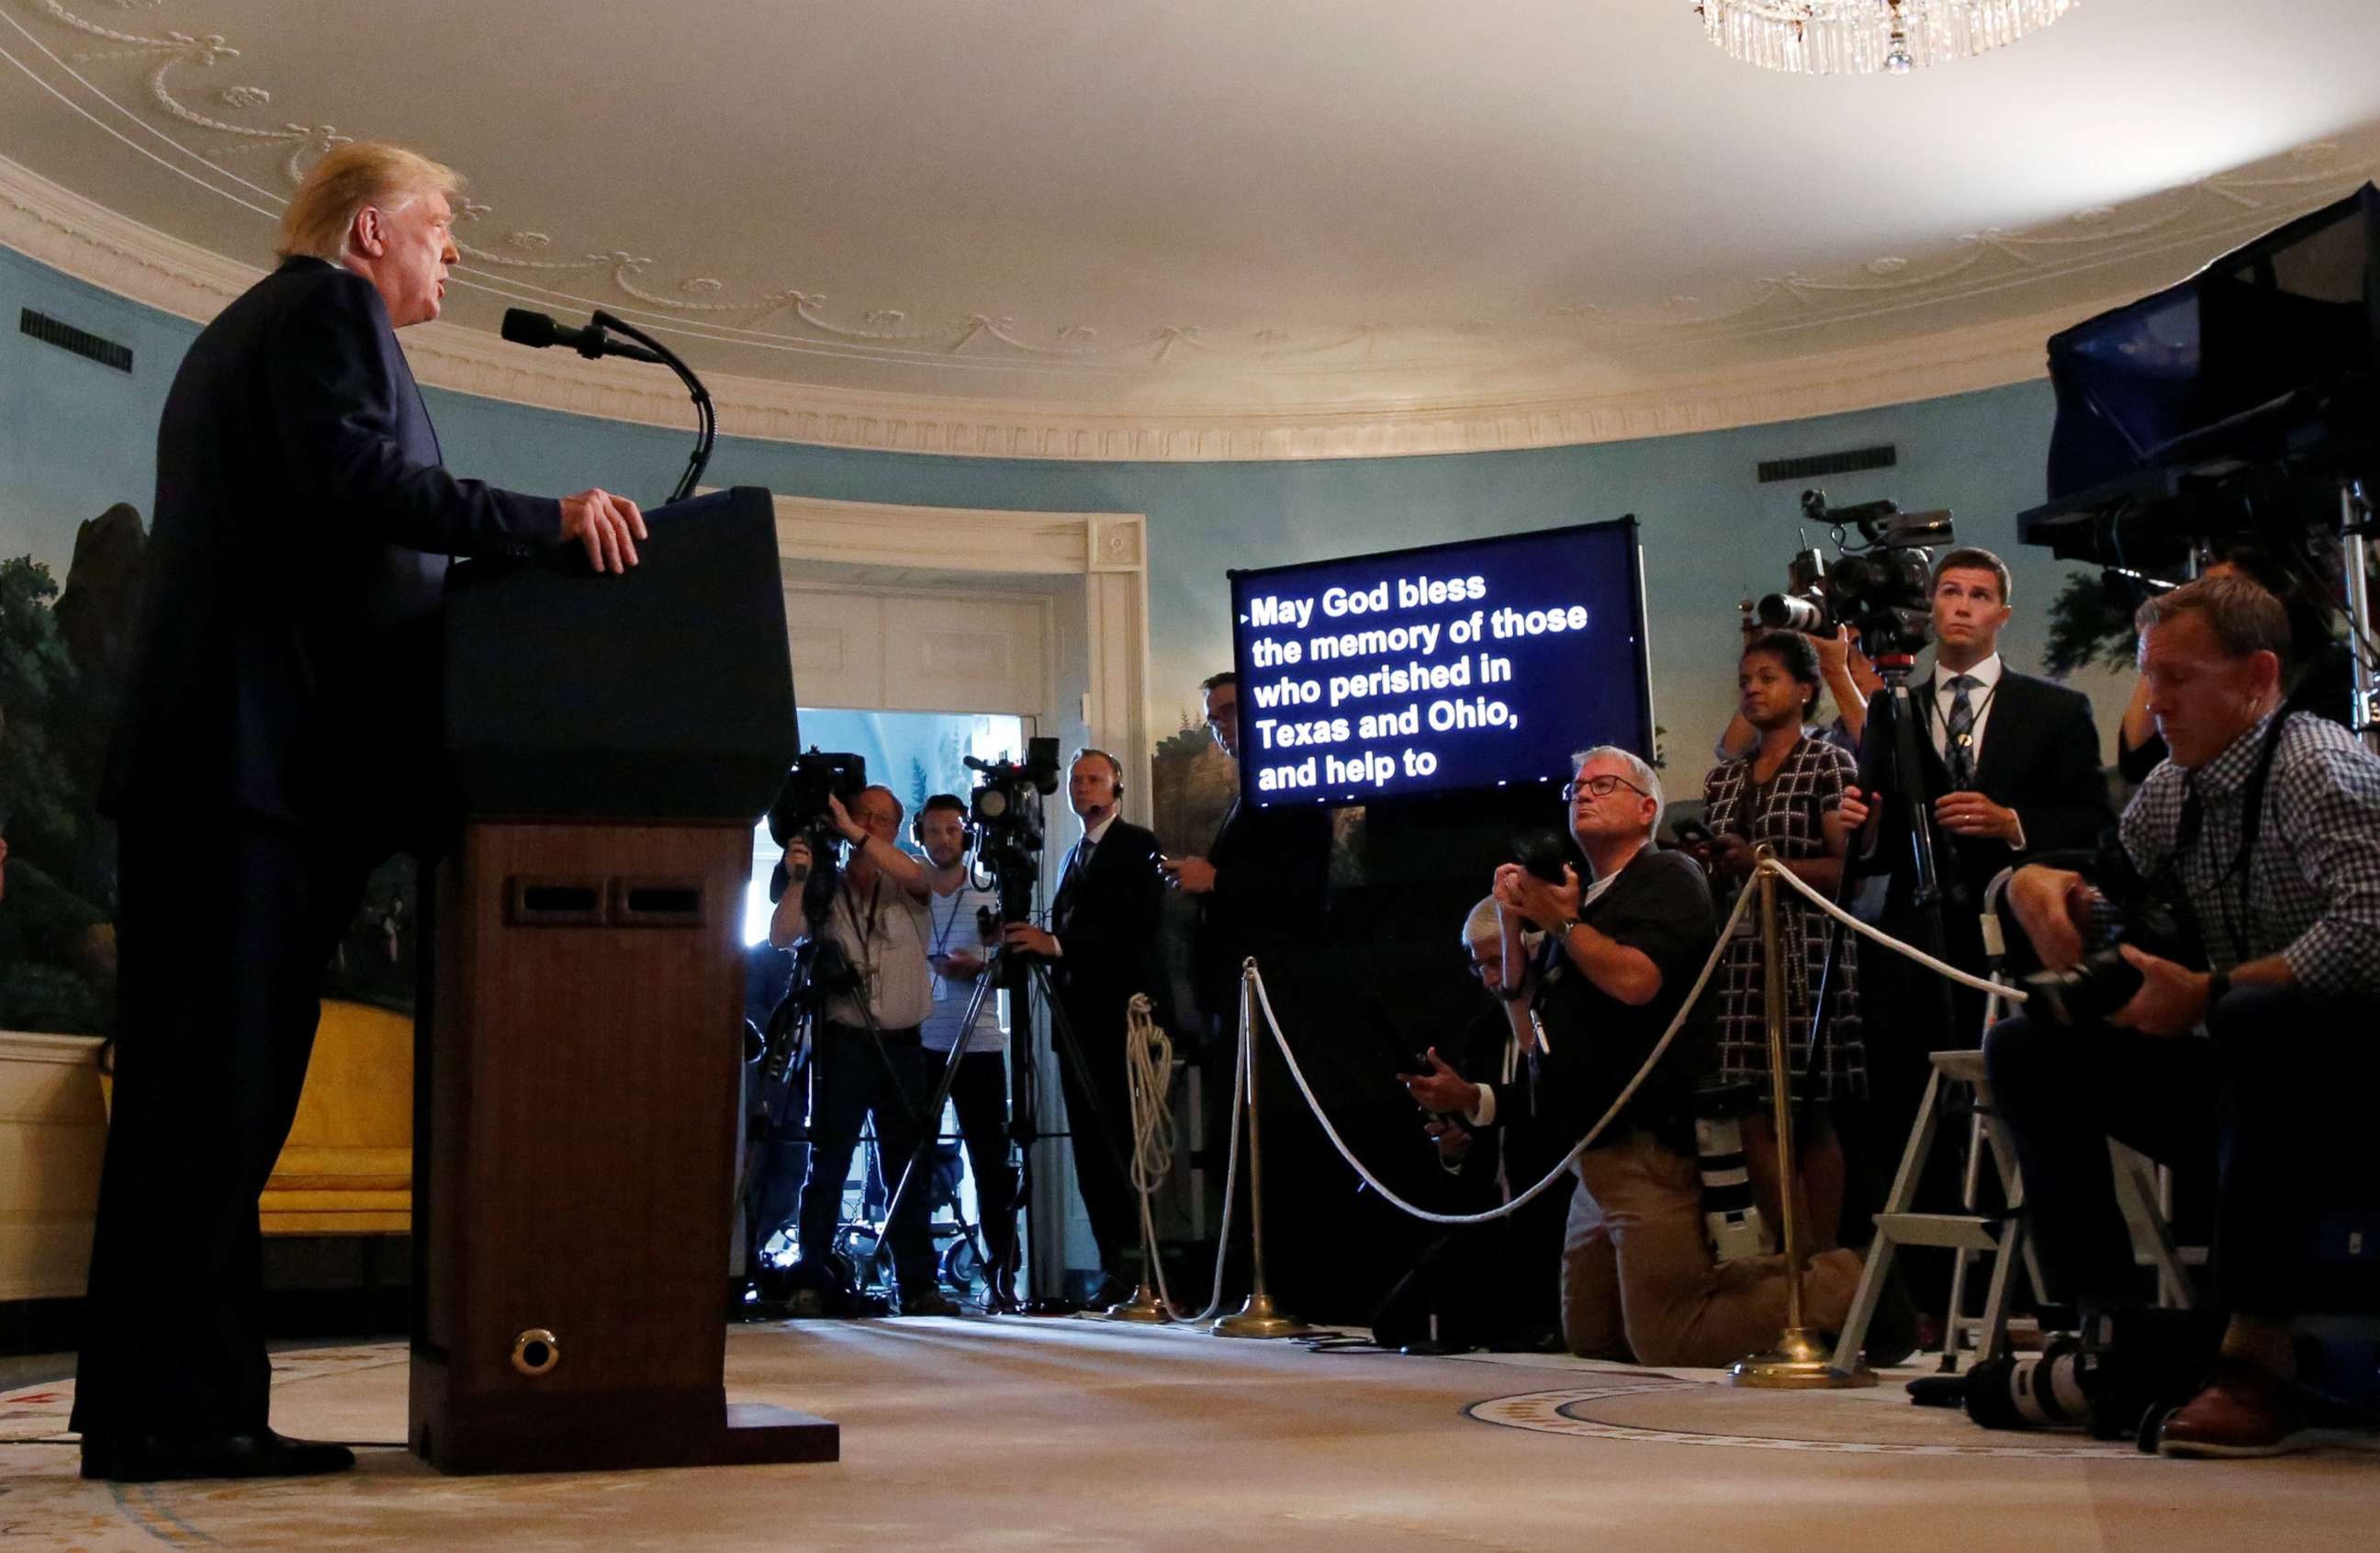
[961,738,1064,976]
[1757,489,1954,660]
[764,748,868,904]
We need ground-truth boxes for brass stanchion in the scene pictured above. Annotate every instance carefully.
[1214,960,1312,1339]
[1731,850,1873,1390]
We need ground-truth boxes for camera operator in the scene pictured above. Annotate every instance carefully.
[1400,748,1877,1367]
[1000,748,1163,1303]
[769,784,959,1316]
[1372,898,1567,1352]
[1987,576,2380,1458]
[915,793,1019,1311]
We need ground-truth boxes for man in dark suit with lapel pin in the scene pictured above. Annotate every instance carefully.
[1840,546,2113,1306]
[1848,546,2114,1011]
[1004,748,1163,1298]
[75,143,646,1483]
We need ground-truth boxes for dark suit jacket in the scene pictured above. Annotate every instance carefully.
[1196,794,1332,1016]
[1857,665,2113,917]
[104,256,563,837]
[1050,816,1165,1041]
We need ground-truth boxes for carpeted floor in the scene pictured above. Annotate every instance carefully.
[3,1318,2372,1550]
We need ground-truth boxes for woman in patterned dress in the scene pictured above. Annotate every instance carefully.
[1700,631,1862,1254]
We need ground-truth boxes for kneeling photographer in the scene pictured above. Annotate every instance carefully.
[1373,897,1567,1353]
[1401,748,1884,1368]
[1988,575,2380,1458]
[770,782,960,1316]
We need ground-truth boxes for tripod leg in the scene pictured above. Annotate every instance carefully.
[871,969,1000,1286]
[1031,962,1142,1208]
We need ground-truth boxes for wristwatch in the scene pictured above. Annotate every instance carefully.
[1555,917,1583,939]
[2205,969,2230,1007]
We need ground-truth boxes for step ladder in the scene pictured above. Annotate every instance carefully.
[1833,1047,2042,1371]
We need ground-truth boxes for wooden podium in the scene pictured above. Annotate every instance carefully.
[409,487,837,1474]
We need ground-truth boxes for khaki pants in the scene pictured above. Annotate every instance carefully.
[1561,1131,1861,1368]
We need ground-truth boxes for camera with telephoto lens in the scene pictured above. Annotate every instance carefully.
[2017,840,2206,1027]
[1692,1082,1770,1265]
[1756,489,1954,660]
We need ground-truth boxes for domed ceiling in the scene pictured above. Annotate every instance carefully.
[4,0,2378,457]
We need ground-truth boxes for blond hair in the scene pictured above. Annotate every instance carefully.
[276,143,462,263]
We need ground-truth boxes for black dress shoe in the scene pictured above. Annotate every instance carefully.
[83,1428,357,1482]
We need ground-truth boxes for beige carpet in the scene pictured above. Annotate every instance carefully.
[3,1319,2372,1550]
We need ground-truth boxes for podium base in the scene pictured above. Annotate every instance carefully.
[414,1401,839,1476]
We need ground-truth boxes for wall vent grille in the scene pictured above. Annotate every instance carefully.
[1757,445,1895,484]
[19,309,133,373]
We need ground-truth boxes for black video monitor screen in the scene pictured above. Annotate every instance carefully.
[1229,519,1653,809]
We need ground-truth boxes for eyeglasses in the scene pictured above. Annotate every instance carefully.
[1562,773,1649,803]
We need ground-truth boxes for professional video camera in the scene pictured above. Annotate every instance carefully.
[764,748,868,904]
[963,737,1063,936]
[1756,489,1954,660]
[751,749,869,1118]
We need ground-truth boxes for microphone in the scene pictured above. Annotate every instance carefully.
[500,308,666,365]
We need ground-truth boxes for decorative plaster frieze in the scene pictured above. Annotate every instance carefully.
[0,149,2066,460]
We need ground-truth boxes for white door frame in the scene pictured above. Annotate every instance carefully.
[769,494,1152,820]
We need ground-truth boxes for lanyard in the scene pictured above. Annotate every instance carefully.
[930,885,970,956]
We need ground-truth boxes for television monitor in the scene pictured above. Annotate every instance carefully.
[1226,518,1654,809]
[2043,182,2379,501]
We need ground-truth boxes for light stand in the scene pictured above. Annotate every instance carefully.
[2340,478,2380,756]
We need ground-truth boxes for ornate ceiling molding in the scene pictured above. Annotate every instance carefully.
[3,144,2077,460]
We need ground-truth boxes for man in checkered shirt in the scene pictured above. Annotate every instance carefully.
[1988,575,2380,1459]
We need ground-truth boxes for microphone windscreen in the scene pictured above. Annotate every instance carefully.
[500,308,559,349]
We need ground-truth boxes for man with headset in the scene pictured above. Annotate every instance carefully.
[915,793,1020,1308]
[1005,748,1163,1302]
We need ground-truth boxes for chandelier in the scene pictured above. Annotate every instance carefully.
[1694,1,2079,75]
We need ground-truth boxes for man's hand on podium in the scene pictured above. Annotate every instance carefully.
[559,488,647,574]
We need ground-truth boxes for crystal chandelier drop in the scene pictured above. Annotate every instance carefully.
[1694,1,2079,75]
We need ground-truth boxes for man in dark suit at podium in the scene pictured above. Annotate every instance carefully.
[76,142,646,1483]
[1004,748,1162,1296]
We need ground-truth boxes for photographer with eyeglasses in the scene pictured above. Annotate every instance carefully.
[1401,748,1885,1367]
[1371,898,1566,1353]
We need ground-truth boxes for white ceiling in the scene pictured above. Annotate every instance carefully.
[5,0,2379,453]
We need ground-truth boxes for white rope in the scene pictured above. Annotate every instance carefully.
[1116,855,2022,1248]
[1244,854,2028,1229]
[1247,883,1757,1227]
[1120,993,1241,1322]
[1763,861,2028,1004]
